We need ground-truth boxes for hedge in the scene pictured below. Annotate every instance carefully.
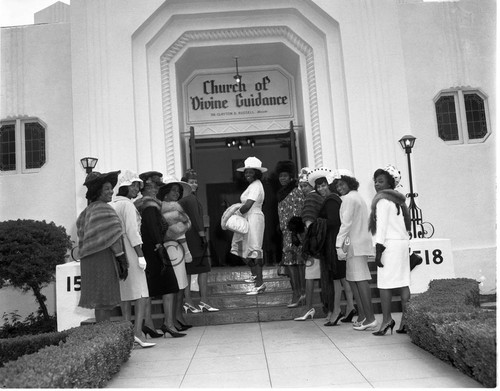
[0,321,133,388]
[0,330,69,368]
[406,278,496,387]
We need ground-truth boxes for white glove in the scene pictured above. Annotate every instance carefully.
[336,248,347,261]
[138,256,147,270]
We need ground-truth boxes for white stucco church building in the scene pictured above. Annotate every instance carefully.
[0,0,496,315]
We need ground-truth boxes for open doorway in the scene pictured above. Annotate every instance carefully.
[189,129,299,266]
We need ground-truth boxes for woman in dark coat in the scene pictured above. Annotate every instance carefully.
[307,167,354,326]
[136,177,185,338]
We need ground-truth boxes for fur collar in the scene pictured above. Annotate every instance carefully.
[368,189,410,234]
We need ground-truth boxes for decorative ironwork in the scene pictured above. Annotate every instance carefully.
[399,135,434,239]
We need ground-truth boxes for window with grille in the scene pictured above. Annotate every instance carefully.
[434,89,490,144]
[0,119,47,173]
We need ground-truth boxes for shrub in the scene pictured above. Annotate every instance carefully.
[0,219,73,320]
[0,311,57,338]
[407,278,496,387]
[0,321,133,388]
[0,330,68,367]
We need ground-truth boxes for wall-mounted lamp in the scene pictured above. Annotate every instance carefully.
[80,157,98,174]
[234,56,242,85]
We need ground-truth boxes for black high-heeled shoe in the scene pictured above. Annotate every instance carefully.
[372,319,396,336]
[142,325,163,339]
[174,324,189,332]
[160,324,186,338]
[177,320,193,329]
[324,312,344,326]
[340,308,357,323]
[396,324,407,334]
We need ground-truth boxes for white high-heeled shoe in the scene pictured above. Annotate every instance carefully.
[294,308,315,321]
[199,302,219,312]
[353,319,378,331]
[184,303,202,313]
[134,335,156,348]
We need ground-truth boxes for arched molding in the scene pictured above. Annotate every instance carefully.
[159,26,322,173]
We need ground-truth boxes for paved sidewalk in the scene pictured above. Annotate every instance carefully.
[106,312,482,388]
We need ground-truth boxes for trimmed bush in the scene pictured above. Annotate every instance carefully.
[407,278,496,387]
[0,331,68,368]
[0,321,133,388]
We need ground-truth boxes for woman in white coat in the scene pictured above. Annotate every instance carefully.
[334,170,377,331]
[112,170,154,348]
[368,165,411,336]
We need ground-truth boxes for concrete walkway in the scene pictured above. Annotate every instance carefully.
[106,312,482,388]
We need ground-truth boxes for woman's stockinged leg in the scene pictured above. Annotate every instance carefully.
[95,308,111,323]
[288,265,300,302]
[174,290,186,325]
[341,278,355,314]
[399,286,410,327]
[379,288,393,325]
[332,279,343,319]
[144,297,155,329]
[254,258,264,286]
[305,279,315,309]
[162,293,175,328]
[357,280,375,323]
[120,301,132,322]
[134,297,147,338]
[199,272,208,303]
[348,281,364,320]
[298,264,306,297]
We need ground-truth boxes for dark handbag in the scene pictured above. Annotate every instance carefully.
[114,253,129,280]
[410,251,423,271]
[277,261,288,277]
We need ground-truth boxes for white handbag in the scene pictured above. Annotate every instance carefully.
[225,214,249,234]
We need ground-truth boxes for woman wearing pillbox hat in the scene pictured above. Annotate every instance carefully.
[368,165,411,336]
[76,170,125,324]
[231,157,267,295]
[111,170,155,347]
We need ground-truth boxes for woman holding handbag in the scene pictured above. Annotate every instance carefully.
[333,170,377,331]
[77,170,126,323]
[179,169,219,313]
[230,157,267,295]
[274,161,305,308]
[368,165,411,335]
[111,170,155,348]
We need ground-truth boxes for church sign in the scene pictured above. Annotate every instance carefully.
[185,69,294,124]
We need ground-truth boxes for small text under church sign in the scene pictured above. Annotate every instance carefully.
[185,69,294,124]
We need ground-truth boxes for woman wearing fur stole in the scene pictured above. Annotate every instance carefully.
[274,160,306,308]
[369,165,411,336]
[158,177,193,331]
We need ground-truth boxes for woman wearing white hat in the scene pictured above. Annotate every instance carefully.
[307,167,355,326]
[111,170,155,348]
[368,165,411,336]
[333,169,377,331]
[231,157,267,295]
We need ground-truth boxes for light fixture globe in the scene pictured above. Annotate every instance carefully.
[398,135,416,153]
[80,157,98,174]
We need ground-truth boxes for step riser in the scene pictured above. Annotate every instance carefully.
[101,266,402,327]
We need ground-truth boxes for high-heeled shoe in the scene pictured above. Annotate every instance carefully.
[160,324,186,338]
[294,308,315,321]
[353,319,378,331]
[340,308,357,323]
[199,302,219,312]
[174,324,189,332]
[134,335,156,348]
[142,325,163,339]
[177,320,193,329]
[287,295,303,308]
[396,324,407,334]
[324,312,344,326]
[184,303,202,313]
[353,318,365,328]
[246,283,266,295]
[372,319,396,336]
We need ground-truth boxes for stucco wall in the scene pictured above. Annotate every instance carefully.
[397,0,496,292]
[0,22,76,236]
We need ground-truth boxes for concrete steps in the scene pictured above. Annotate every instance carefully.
[84,261,403,327]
